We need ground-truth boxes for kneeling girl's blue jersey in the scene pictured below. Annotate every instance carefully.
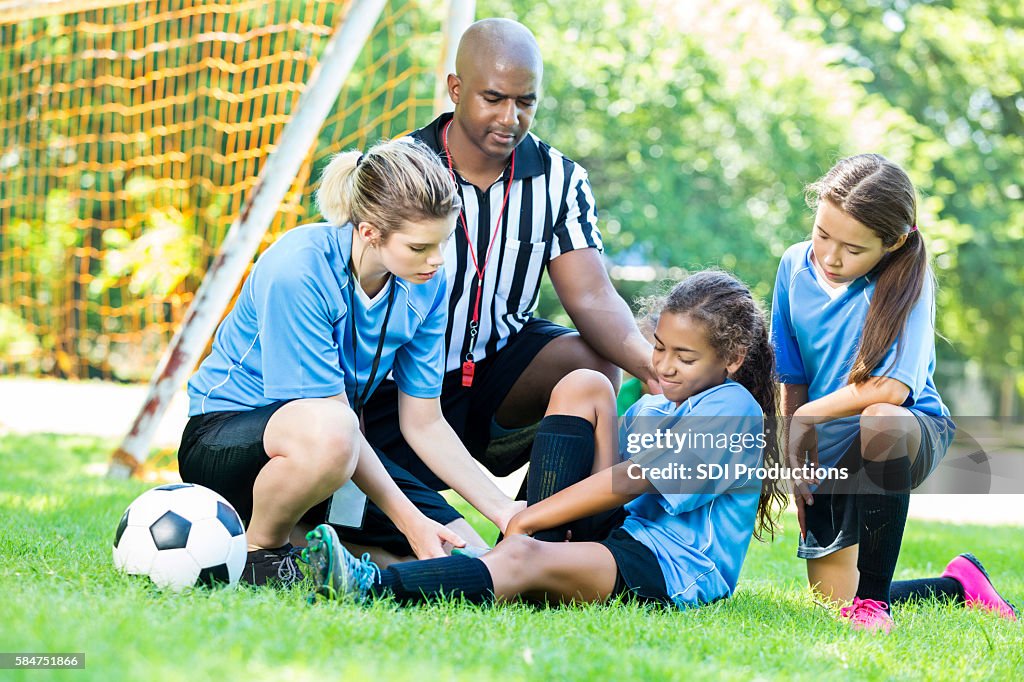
[770,241,953,468]
[619,380,764,608]
[188,223,448,416]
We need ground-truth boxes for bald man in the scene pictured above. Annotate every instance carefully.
[346,19,657,562]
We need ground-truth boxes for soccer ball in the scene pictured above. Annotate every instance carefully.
[113,483,247,591]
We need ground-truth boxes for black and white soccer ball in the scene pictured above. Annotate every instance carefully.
[113,483,247,591]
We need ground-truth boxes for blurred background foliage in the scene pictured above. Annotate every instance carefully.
[1,0,1021,414]
[478,0,1023,414]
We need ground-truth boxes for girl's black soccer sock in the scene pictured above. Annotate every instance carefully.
[855,456,912,608]
[526,415,596,542]
[889,577,965,604]
[372,555,494,604]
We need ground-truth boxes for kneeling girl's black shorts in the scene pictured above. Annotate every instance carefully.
[177,401,461,556]
[798,410,955,560]
[599,527,672,606]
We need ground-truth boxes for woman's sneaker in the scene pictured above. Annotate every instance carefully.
[303,524,379,602]
[941,553,1018,621]
[242,544,306,588]
[840,597,894,633]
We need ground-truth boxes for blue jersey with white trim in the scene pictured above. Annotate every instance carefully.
[770,241,950,467]
[771,241,948,414]
[620,381,764,608]
[187,223,447,416]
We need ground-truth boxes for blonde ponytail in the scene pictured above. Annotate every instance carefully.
[315,151,361,226]
[315,138,461,239]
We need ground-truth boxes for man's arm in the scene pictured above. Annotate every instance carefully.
[548,248,657,390]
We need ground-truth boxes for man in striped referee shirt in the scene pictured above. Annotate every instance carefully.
[351,18,657,561]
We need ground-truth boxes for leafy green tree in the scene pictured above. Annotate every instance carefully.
[475,1,1020,410]
[776,0,1023,399]
[480,1,925,300]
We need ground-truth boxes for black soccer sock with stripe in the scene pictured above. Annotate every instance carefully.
[526,415,596,542]
[889,577,965,604]
[855,456,912,608]
[372,554,494,604]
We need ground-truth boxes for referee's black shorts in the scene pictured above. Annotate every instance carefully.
[362,317,573,488]
[351,318,573,553]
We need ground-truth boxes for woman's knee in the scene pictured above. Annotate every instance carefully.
[265,399,360,477]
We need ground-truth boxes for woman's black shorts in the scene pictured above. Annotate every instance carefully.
[177,400,461,556]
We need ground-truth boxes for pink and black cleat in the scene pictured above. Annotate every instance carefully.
[840,597,895,633]
[941,553,1018,621]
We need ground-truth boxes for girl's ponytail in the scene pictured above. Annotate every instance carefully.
[849,230,929,384]
[731,316,777,423]
[730,309,785,541]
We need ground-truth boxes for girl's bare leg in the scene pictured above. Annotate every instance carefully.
[807,545,859,603]
[806,403,922,603]
[859,403,922,467]
[482,535,619,603]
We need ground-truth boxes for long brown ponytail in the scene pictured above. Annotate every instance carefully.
[806,154,932,384]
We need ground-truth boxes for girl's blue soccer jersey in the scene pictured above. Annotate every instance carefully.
[771,241,948,415]
[770,241,952,466]
[188,223,448,416]
[620,381,764,608]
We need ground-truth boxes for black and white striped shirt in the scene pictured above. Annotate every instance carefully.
[413,113,603,373]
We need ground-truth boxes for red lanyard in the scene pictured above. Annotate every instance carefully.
[442,120,516,387]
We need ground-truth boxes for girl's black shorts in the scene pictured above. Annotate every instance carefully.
[798,411,955,559]
[599,527,672,606]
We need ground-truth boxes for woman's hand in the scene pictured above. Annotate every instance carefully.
[492,500,528,535]
[400,515,466,560]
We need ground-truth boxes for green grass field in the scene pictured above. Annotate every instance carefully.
[1,433,1021,681]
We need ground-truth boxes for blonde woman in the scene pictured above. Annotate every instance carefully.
[178,138,524,587]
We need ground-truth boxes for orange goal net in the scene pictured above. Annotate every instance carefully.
[0,0,446,381]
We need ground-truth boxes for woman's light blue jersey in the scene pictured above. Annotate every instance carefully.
[620,381,764,608]
[187,223,448,416]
